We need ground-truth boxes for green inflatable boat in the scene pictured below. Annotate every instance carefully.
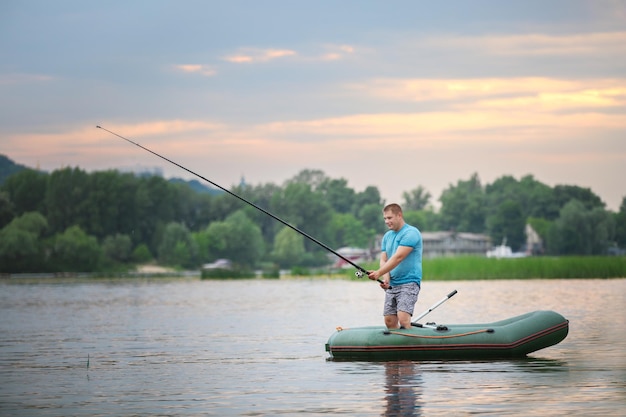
[326,310,569,361]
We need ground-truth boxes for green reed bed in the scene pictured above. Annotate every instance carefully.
[422,256,626,280]
[352,256,626,280]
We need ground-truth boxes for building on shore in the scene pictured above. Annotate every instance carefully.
[421,231,492,258]
[367,231,491,259]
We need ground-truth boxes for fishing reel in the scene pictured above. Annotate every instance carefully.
[355,270,366,278]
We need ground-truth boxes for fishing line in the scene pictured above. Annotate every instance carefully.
[97,125,381,282]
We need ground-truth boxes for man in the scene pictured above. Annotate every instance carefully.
[368,203,422,329]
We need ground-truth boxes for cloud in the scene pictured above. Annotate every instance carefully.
[220,44,356,64]
[5,120,227,165]
[248,76,625,153]
[98,120,226,138]
[0,73,54,85]
[477,87,626,112]
[349,77,626,113]
[222,48,297,63]
[486,31,626,56]
[173,64,217,77]
[257,110,624,145]
[425,31,626,57]
[317,44,356,61]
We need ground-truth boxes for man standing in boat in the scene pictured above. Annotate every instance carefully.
[368,203,422,329]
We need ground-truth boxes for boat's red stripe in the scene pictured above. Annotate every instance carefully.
[330,320,569,353]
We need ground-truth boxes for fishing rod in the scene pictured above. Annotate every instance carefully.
[96,125,381,283]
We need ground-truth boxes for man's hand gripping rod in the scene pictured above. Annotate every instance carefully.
[355,270,388,288]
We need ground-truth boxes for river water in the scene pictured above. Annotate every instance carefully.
[0,277,624,416]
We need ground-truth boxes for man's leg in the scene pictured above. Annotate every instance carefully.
[384,314,399,329]
[397,311,412,329]
[396,283,419,328]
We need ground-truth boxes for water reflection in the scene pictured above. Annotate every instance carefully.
[516,357,569,372]
[382,361,423,417]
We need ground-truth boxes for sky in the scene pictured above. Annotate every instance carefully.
[1,0,625,211]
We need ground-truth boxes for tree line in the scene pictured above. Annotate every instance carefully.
[0,160,624,273]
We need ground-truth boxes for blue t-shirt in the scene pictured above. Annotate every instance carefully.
[381,224,422,286]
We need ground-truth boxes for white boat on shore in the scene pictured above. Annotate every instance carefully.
[486,239,527,258]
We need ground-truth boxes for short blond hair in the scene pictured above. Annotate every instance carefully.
[383,203,403,215]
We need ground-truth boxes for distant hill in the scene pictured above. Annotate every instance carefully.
[0,154,30,184]
[168,178,223,195]
[0,154,223,195]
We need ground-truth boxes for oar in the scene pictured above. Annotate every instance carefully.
[411,290,457,328]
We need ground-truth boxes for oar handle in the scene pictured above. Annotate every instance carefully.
[412,289,458,323]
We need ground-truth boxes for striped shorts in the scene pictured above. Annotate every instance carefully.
[383,282,420,316]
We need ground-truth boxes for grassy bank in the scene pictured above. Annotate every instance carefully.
[354,256,626,280]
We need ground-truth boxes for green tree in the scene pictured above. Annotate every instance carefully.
[353,186,384,213]
[547,200,614,255]
[553,185,605,211]
[233,182,282,249]
[328,212,373,248]
[420,208,441,231]
[169,181,213,231]
[158,222,197,268]
[0,212,48,272]
[51,225,102,272]
[439,173,486,233]
[45,167,90,234]
[270,182,333,254]
[9,211,48,234]
[614,197,626,249]
[518,175,560,220]
[223,211,265,267]
[0,192,15,229]
[271,226,306,268]
[319,177,356,213]
[483,174,589,248]
[84,171,126,239]
[202,210,265,268]
[356,203,387,235]
[67,169,142,244]
[286,169,328,190]
[0,154,28,183]
[486,200,526,250]
[1,169,48,216]
[133,175,184,254]
[484,176,528,246]
[102,233,133,263]
[527,216,552,253]
[402,186,432,211]
[403,209,440,232]
[132,243,153,263]
[192,229,212,265]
